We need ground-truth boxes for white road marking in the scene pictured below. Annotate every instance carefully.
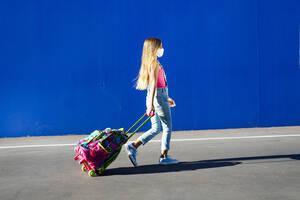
[0,143,75,149]
[0,134,299,149]
[150,134,300,142]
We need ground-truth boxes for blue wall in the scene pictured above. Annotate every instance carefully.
[1,0,300,137]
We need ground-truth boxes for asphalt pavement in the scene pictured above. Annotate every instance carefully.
[0,126,300,200]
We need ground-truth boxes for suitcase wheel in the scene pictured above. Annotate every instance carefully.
[97,166,105,175]
[81,165,87,172]
[88,170,96,177]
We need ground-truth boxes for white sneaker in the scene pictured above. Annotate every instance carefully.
[125,142,138,167]
[159,156,179,165]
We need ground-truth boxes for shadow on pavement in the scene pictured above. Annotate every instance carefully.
[103,161,241,176]
[102,154,300,176]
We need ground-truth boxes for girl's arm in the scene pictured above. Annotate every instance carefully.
[147,62,159,115]
[168,97,176,107]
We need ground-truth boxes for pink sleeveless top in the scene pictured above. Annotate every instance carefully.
[157,67,167,88]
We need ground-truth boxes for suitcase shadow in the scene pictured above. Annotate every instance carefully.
[102,160,241,176]
[102,153,300,176]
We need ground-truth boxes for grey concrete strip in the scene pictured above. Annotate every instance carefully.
[1,125,300,146]
[1,134,300,149]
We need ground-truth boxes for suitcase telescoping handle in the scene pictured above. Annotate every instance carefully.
[126,111,155,140]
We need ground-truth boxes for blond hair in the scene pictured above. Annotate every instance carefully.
[135,37,162,90]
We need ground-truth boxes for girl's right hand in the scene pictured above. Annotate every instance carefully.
[146,104,155,116]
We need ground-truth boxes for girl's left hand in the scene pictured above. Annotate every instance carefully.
[168,98,176,107]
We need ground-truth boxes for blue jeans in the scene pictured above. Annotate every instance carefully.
[138,87,172,151]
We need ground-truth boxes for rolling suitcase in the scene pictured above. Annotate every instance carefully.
[74,112,153,177]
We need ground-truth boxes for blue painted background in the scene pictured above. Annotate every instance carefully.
[1,0,300,137]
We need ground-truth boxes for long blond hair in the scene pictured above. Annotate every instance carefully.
[135,37,162,90]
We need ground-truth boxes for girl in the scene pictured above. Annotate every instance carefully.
[125,37,179,166]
